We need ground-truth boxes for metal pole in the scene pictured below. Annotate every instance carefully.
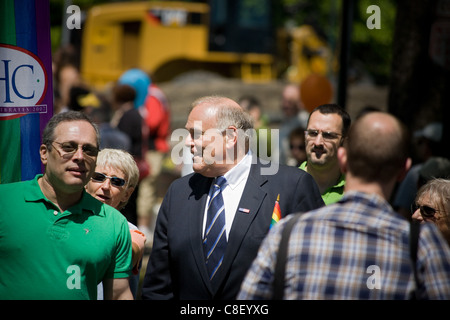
[337,0,355,109]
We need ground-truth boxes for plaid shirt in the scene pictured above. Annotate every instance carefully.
[238,191,450,300]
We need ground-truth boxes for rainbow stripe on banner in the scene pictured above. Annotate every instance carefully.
[0,0,53,184]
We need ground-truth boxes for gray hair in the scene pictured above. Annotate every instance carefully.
[96,148,139,189]
[191,95,254,140]
[416,179,450,237]
[416,178,450,211]
[96,148,139,210]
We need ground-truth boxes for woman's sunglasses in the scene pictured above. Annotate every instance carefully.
[91,172,126,187]
[411,203,441,218]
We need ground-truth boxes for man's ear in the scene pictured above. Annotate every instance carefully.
[337,146,347,174]
[40,144,48,165]
[397,157,412,182]
[224,126,238,149]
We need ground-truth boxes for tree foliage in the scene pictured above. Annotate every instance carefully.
[352,0,397,84]
[280,0,397,85]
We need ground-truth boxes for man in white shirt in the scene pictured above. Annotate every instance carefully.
[141,95,324,300]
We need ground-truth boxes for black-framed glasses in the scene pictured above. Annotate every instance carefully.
[51,141,99,158]
[305,129,342,141]
[411,202,442,218]
[91,172,126,187]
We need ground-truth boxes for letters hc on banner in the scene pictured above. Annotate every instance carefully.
[0,0,53,184]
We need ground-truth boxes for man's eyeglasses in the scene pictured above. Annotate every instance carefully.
[305,129,342,141]
[51,141,99,158]
[91,172,126,187]
[411,202,442,219]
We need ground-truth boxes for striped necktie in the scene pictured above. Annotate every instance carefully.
[203,176,227,281]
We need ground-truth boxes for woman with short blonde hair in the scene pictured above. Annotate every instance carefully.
[92,148,139,210]
[86,148,145,299]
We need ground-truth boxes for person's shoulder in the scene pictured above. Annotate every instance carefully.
[175,171,211,184]
[249,158,309,179]
[123,107,142,120]
[419,221,449,245]
[102,203,131,230]
[278,163,306,173]
[0,180,32,208]
[0,176,37,192]
[172,172,212,190]
[269,162,311,178]
[83,191,127,223]
[0,179,27,190]
[416,222,450,268]
[169,171,195,187]
[163,172,213,201]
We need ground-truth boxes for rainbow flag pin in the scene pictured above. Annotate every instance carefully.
[270,194,281,229]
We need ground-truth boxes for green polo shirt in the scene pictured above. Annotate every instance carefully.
[0,175,132,300]
[299,161,346,205]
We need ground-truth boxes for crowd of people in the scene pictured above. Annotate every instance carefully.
[0,45,449,300]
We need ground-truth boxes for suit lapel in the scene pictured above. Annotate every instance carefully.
[187,174,214,293]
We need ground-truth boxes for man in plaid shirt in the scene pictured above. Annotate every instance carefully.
[238,112,450,300]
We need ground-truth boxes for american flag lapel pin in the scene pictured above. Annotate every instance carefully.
[239,207,250,214]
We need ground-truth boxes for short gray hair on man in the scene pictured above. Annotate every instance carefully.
[191,95,254,137]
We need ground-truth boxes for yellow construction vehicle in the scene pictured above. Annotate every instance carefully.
[80,0,332,88]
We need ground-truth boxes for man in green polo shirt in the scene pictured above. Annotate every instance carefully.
[300,104,351,205]
[0,111,133,300]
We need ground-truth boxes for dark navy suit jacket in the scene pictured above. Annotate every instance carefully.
[141,160,324,300]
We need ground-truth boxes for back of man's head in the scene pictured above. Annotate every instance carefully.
[345,112,410,183]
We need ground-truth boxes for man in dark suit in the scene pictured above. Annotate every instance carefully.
[141,96,324,300]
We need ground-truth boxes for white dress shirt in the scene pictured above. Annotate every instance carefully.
[202,150,253,239]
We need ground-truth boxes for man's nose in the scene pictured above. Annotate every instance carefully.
[313,133,325,144]
[72,146,85,160]
[185,133,193,146]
